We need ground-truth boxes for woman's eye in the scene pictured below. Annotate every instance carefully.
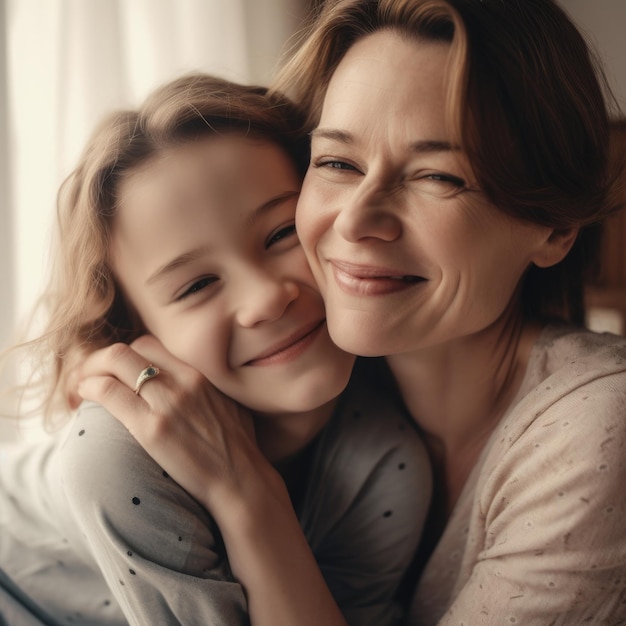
[415,173,469,198]
[266,223,298,249]
[177,276,218,301]
[314,159,358,172]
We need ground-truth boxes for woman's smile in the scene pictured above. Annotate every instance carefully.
[329,259,425,297]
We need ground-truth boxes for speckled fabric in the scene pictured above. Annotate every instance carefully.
[1,367,431,626]
[409,326,626,625]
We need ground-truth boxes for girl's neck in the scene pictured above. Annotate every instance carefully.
[253,399,337,469]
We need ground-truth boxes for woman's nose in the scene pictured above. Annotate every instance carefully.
[334,184,403,243]
[235,271,300,328]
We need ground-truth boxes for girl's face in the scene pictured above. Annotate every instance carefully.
[111,135,354,415]
[297,30,555,357]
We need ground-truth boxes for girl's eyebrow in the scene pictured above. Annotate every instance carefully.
[145,190,300,288]
[145,248,206,287]
[245,190,300,227]
[310,127,461,153]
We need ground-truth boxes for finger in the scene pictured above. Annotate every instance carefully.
[128,336,218,400]
[77,374,146,426]
[81,336,196,389]
[77,342,161,393]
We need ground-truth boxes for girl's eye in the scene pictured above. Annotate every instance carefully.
[177,276,218,301]
[266,223,298,249]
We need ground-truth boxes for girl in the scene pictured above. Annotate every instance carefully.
[0,73,431,626]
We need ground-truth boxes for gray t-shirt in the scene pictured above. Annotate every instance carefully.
[1,364,431,626]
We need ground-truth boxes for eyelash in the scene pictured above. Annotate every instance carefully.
[175,224,298,302]
[176,276,218,301]
[425,173,466,187]
[315,159,357,172]
[314,158,471,194]
[265,223,298,249]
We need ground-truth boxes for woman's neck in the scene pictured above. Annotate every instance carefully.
[387,311,541,512]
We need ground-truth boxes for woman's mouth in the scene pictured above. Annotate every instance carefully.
[330,260,425,296]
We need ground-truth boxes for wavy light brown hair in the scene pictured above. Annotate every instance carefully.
[272,0,625,326]
[8,73,307,425]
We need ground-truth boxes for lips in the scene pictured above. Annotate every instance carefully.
[244,320,325,366]
[329,260,425,296]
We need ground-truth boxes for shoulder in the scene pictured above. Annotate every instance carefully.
[528,325,626,385]
[319,358,431,494]
[495,326,626,447]
[479,327,626,532]
[57,408,247,623]
[59,402,221,571]
[59,401,169,497]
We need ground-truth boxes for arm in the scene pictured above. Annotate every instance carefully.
[75,336,349,626]
[59,402,249,626]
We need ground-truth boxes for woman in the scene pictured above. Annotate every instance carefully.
[74,0,626,623]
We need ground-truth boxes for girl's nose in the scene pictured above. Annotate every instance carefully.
[235,272,299,328]
[334,184,403,243]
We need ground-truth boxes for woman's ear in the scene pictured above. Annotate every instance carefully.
[532,227,579,268]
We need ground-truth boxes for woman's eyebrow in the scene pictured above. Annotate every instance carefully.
[409,139,460,153]
[311,128,460,153]
[309,127,353,143]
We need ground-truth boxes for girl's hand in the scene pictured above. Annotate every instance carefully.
[73,335,274,516]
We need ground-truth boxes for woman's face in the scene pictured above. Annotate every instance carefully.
[297,30,554,357]
[111,135,354,415]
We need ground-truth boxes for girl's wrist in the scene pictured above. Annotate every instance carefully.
[204,440,290,530]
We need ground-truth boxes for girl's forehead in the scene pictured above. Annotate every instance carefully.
[115,135,300,230]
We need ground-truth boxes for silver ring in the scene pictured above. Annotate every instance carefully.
[133,365,160,395]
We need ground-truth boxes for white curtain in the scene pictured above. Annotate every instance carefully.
[0,0,308,352]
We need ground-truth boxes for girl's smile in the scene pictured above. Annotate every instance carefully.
[111,134,355,415]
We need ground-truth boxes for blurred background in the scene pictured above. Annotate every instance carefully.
[0,0,625,360]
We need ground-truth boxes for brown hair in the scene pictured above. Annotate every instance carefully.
[9,73,307,424]
[273,0,625,325]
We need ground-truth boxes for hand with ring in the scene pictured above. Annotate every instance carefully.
[71,334,270,516]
